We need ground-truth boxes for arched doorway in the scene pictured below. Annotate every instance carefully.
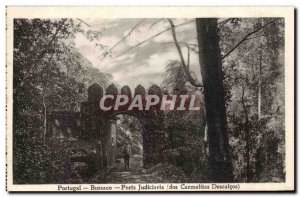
[114,114,144,170]
[80,83,164,169]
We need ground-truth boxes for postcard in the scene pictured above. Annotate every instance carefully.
[6,6,295,192]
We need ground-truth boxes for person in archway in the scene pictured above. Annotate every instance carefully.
[123,143,132,169]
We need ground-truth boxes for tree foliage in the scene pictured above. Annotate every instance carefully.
[13,19,111,183]
[220,18,285,182]
[12,17,286,184]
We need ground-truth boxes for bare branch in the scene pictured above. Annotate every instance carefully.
[245,34,265,40]
[104,18,146,59]
[167,19,186,66]
[167,18,203,87]
[189,47,199,54]
[161,41,198,47]
[161,42,199,54]
[76,18,91,27]
[114,19,195,59]
[221,19,279,60]
[149,18,165,30]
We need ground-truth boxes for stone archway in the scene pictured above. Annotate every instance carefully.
[80,83,164,169]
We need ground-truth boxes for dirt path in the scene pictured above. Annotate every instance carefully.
[103,155,159,183]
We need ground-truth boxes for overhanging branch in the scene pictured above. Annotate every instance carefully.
[221,19,279,60]
[167,19,203,87]
[104,18,146,59]
[114,19,195,59]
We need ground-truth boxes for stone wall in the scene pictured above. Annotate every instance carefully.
[46,82,164,170]
[46,111,81,138]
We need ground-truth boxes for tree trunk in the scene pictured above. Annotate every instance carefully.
[241,86,251,182]
[258,51,262,121]
[258,19,264,121]
[196,18,233,182]
[42,95,47,143]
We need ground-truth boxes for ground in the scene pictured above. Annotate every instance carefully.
[99,154,187,183]
[103,155,158,183]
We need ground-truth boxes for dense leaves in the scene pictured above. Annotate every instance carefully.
[158,62,208,180]
[13,19,111,184]
[220,18,285,182]
[13,18,285,184]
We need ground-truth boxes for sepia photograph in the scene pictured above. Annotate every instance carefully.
[6,6,294,192]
